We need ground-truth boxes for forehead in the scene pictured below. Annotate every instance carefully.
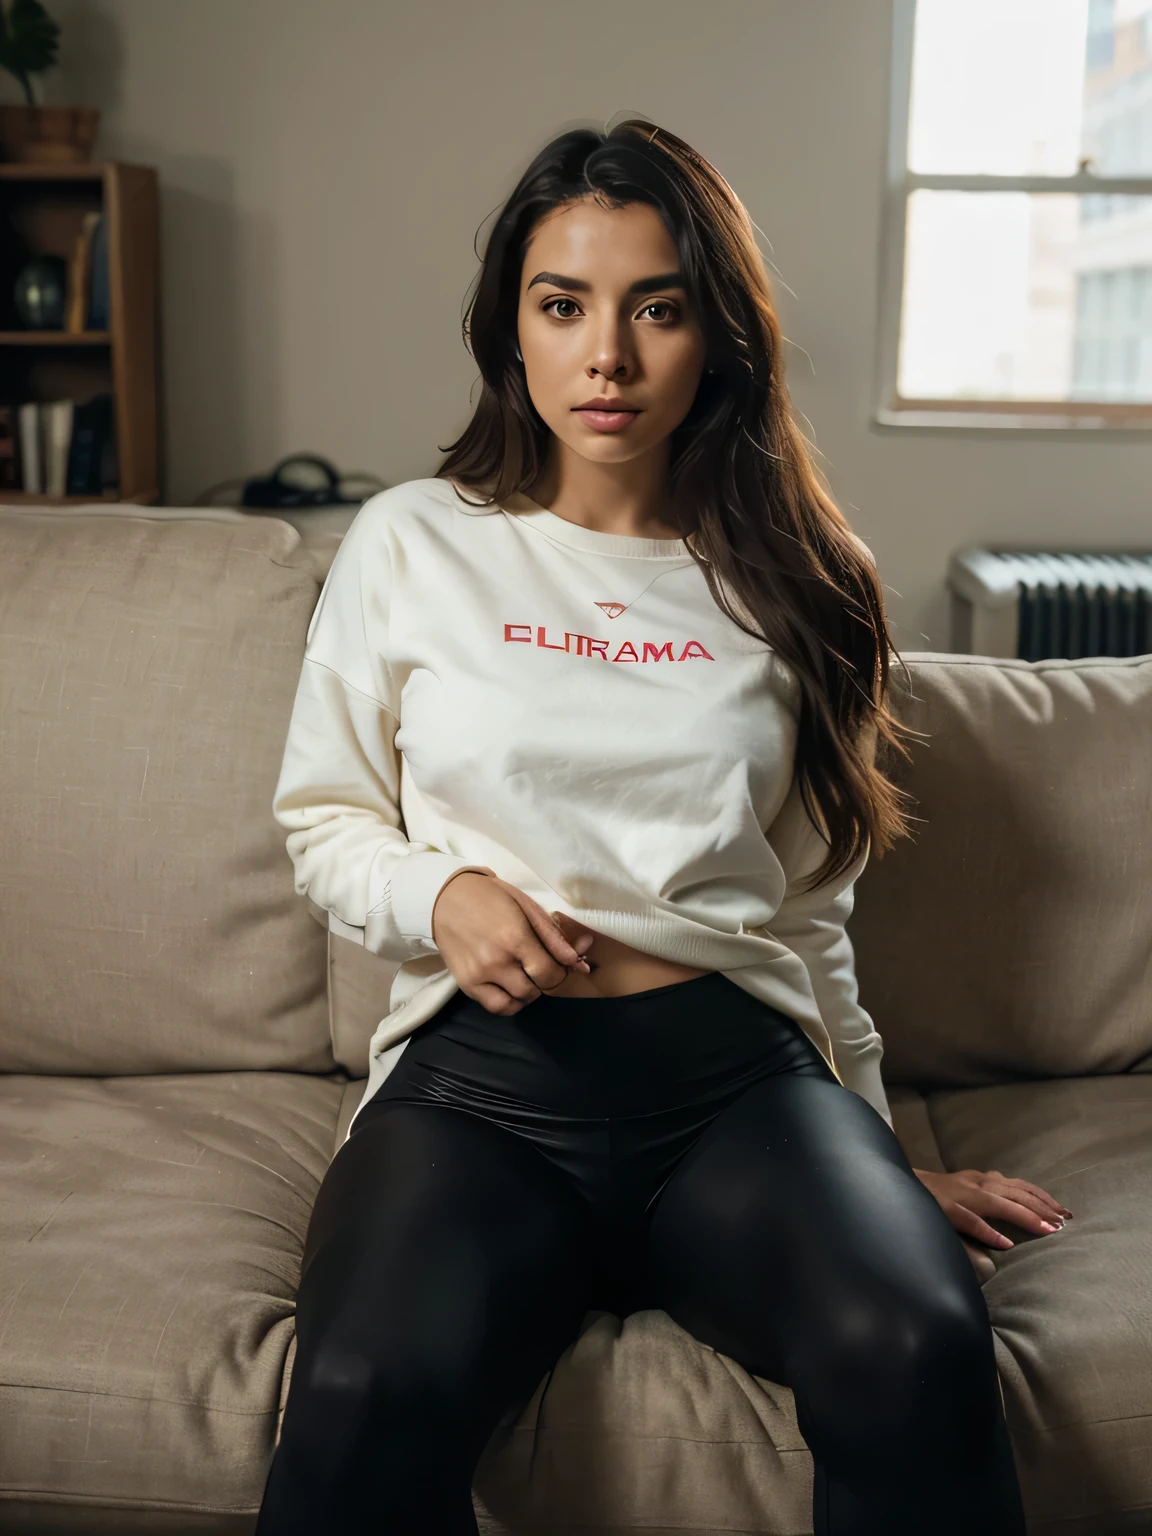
[520,199,678,284]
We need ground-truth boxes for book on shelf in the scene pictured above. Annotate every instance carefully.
[0,405,18,490]
[67,212,104,334]
[2,395,118,499]
[86,213,110,331]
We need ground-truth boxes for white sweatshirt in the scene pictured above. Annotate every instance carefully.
[272,476,893,1139]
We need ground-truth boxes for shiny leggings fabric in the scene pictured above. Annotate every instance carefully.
[256,970,1026,1536]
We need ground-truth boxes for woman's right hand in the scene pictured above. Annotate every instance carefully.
[430,871,597,1015]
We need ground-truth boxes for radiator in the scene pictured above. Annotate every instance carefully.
[947,548,1152,661]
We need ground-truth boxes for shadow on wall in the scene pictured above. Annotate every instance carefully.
[155,170,284,504]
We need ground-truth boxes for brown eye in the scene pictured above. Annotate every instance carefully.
[542,298,580,318]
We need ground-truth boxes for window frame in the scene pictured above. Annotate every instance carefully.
[874,0,1152,433]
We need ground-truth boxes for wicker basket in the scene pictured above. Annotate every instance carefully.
[0,105,100,164]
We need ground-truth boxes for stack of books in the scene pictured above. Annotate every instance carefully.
[0,210,118,499]
[0,395,118,497]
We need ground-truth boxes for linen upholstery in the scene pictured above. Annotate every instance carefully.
[323,918,400,1077]
[0,1071,344,1530]
[850,653,1152,1088]
[0,509,333,1075]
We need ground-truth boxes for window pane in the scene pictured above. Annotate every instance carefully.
[1084,0,1152,174]
[904,0,1152,176]
[897,189,1152,401]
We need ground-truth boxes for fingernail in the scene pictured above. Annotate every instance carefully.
[1040,1221,1059,1232]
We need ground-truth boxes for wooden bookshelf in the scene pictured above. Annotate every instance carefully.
[0,161,161,503]
[0,330,112,344]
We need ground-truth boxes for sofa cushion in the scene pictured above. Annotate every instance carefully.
[926,1073,1152,1535]
[852,652,1152,1089]
[470,1076,1152,1536]
[333,1074,371,1150]
[0,508,334,1074]
[325,925,399,1076]
[0,1070,343,1530]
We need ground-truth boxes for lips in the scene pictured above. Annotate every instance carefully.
[575,408,640,433]
[573,397,638,412]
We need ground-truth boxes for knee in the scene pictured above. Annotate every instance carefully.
[796,1291,994,1434]
[288,1320,485,1447]
[292,1342,380,1436]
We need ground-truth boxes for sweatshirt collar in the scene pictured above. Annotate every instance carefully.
[498,491,695,562]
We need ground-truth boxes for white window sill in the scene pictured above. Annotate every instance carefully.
[873,404,1152,433]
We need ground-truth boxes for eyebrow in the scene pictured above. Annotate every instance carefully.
[526,269,686,297]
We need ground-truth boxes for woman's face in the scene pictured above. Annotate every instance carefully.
[515,197,708,468]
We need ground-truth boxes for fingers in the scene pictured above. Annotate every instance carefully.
[466,947,569,1014]
[927,1169,1073,1253]
[1000,1192,1067,1229]
[948,1203,1015,1250]
[953,1190,1068,1248]
[476,955,550,1009]
[450,895,596,1015]
[981,1178,1071,1231]
[550,909,598,950]
[504,887,592,969]
[466,979,528,1016]
[551,913,597,971]
[520,944,579,992]
[1001,1177,1073,1219]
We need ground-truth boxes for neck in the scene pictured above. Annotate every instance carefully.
[526,442,683,541]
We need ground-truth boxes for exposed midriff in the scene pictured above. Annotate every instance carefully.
[542,928,712,999]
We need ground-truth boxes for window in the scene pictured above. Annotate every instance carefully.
[876,0,1152,428]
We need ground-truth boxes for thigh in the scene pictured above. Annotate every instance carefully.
[641,1073,988,1389]
[294,1099,605,1423]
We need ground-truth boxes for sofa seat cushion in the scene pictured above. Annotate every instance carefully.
[924,1073,1152,1535]
[0,1071,344,1531]
[471,1075,1152,1536]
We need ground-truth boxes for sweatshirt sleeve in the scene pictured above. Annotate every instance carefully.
[272,501,496,961]
[764,773,893,1130]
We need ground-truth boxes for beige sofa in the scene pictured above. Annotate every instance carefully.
[1,504,1149,1536]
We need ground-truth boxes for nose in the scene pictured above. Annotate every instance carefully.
[590,350,628,379]
[588,322,631,379]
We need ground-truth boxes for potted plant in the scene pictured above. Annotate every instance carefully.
[0,0,99,163]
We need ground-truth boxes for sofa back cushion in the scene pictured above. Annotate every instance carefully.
[323,913,400,1076]
[0,508,335,1075]
[851,652,1152,1090]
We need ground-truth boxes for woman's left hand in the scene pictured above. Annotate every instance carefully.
[913,1167,1073,1253]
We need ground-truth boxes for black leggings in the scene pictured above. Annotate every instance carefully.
[256,971,1026,1535]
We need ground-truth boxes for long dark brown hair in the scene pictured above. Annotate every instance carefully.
[437,117,924,894]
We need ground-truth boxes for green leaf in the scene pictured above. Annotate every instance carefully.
[0,0,61,85]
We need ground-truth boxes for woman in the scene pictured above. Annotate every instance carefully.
[259,119,1068,1535]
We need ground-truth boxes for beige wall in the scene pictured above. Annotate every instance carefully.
[11,0,1151,652]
